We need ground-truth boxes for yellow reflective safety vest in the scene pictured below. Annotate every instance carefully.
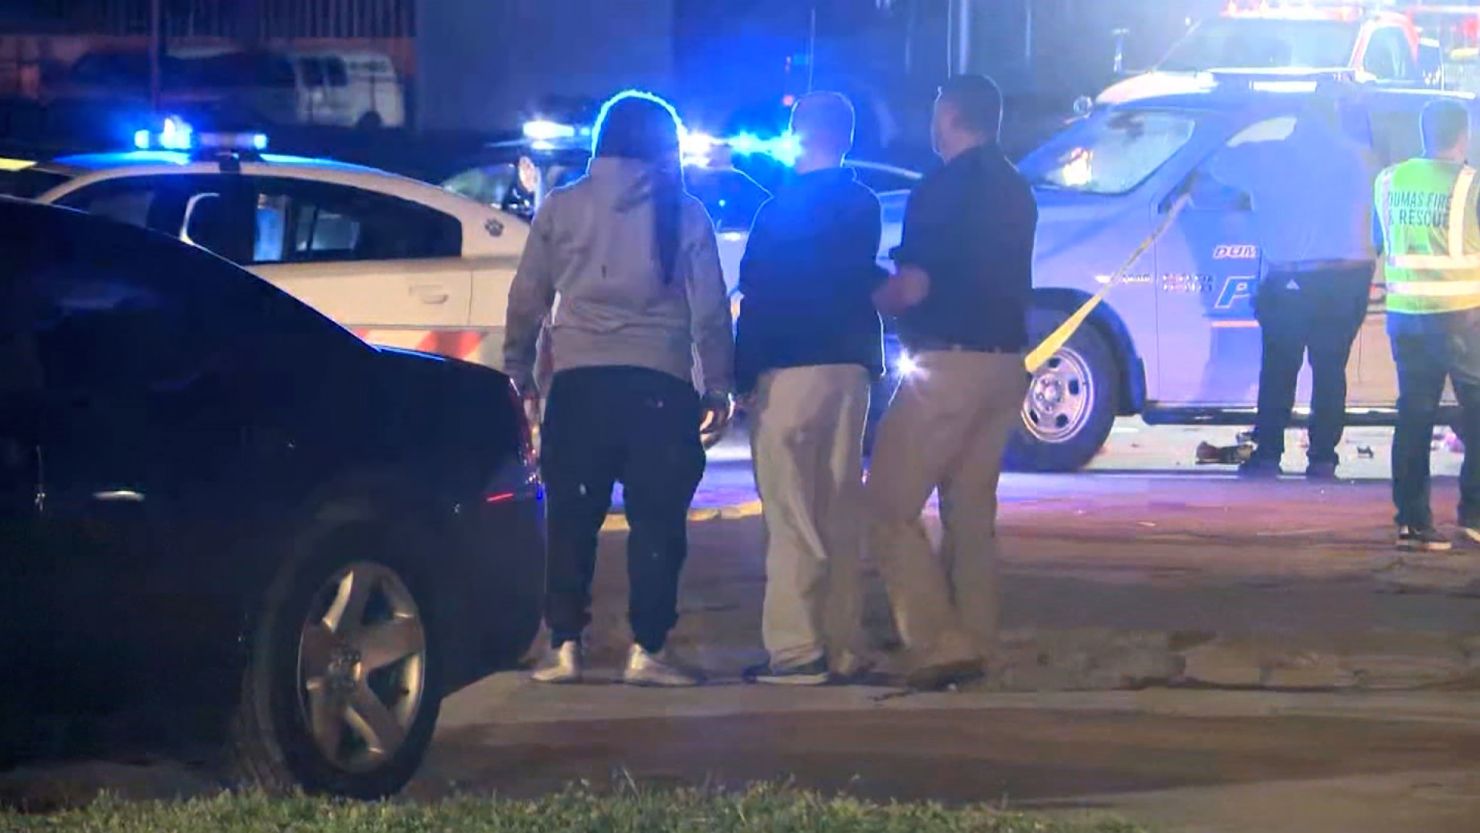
[1374,158,1480,315]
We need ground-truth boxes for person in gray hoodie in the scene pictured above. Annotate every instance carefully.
[504,90,735,687]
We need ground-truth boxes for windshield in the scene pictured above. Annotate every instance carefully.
[0,168,74,199]
[1021,110,1198,195]
[1160,18,1360,72]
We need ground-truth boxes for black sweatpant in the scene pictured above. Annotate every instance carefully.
[1251,265,1372,465]
[541,366,706,653]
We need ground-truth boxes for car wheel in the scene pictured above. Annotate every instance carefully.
[229,523,442,798]
[356,112,384,130]
[1005,308,1118,472]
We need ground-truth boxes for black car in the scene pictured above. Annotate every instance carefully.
[0,200,543,797]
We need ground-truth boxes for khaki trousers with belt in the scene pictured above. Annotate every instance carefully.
[866,350,1028,665]
[750,364,871,670]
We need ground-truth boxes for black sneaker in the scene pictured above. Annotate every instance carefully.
[1397,526,1453,552]
[1238,457,1282,478]
[743,657,831,686]
[905,657,985,691]
[1305,460,1339,480]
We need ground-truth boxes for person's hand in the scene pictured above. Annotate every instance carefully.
[515,381,542,431]
[873,265,930,315]
[522,388,542,427]
[699,391,734,436]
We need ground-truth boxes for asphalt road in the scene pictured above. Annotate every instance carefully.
[423,419,1480,833]
[7,421,1480,833]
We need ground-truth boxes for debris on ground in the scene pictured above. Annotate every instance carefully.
[1196,441,1253,465]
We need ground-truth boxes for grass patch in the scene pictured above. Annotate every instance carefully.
[2,784,1146,832]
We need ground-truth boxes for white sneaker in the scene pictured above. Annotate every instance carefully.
[622,644,701,687]
[531,641,583,684]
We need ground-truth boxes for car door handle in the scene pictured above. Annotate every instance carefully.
[410,284,450,305]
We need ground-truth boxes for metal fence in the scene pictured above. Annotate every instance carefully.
[9,0,415,39]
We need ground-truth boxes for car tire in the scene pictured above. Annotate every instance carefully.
[1005,308,1119,472]
[228,522,443,798]
[356,112,384,131]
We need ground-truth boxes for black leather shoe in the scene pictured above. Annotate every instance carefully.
[1305,461,1338,480]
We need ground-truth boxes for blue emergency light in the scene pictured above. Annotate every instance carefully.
[523,119,577,142]
[680,128,800,168]
[522,116,799,168]
[726,131,801,167]
[679,128,719,166]
[132,117,269,154]
[199,131,270,152]
[522,119,592,151]
[134,116,194,151]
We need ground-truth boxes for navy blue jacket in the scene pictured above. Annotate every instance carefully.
[734,167,885,394]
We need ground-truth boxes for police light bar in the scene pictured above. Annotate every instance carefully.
[680,128,719,166]
[521,119,593,152]
[197,131,269,152]
[680,128,802,169]
[133,116,194,151]
[1211,67,1363,91]
[523,119,576,142]
[727,131,802,166]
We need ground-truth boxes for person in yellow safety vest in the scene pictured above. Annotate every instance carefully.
[1373,98,1480,553]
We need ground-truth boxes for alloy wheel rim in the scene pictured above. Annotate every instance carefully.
[297,561,426,773]
[1022,347,1094,444]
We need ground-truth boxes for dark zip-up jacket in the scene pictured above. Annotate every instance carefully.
[892,143,1036,352]
[734,167,885,394]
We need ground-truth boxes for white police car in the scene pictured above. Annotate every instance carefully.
[439,120,917,444]
[7,120,527,370]
[1013,72,1475,470]
[440,120,917,296]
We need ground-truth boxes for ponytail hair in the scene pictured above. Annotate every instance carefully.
[593,90,685,284]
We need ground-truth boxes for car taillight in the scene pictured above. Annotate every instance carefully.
[482,381,542,506]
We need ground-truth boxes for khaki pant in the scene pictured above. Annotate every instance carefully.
[750,364,871,670]
[867,350,1027,665]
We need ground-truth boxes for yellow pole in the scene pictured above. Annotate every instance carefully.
[1025,192,1193,373]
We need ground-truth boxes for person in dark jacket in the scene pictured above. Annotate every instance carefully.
[869,75,1037,690]
[736,91,885,685]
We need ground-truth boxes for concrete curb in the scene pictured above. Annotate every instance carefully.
[602,499,763,532]
[966,629,1480,694]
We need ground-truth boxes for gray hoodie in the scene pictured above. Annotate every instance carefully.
[503,157,734,395]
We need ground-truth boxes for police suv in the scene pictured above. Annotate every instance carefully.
[1100,4,1435,105]
[1012,71,1474,470]
[4,121,528,370]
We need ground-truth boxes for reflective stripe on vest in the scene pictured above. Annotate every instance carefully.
[1387,279,1480,296]
[1376,159,1480,314]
